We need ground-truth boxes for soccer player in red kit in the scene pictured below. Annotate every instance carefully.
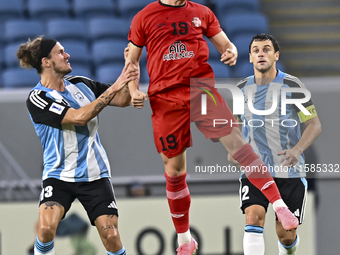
[126,1,299,254]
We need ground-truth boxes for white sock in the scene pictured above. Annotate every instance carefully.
[273,199,288,211]
[34,236,55,255]
[178,229,191,246]
[244,225,265,255]
[278,235,300,255]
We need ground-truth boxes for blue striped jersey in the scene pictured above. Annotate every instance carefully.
[26,76,112,182]
[236,70,315,178]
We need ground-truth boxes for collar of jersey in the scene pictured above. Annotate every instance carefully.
[158,0,187,8]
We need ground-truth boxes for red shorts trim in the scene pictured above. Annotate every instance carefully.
[150,86,237,158]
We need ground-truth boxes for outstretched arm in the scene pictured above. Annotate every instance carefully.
[209,31,238,66]
[63,63,138,125]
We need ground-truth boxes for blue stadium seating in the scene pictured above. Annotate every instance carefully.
[222,13,269,40]
[141,66,150,84]
[46,19,87,44]
[88,17,130,42]
[232,34,254,62]
[27,0,70,20]
[209,60,232,78]
[4,20,44,44]
[91,39,128,66]
[205,36,221,61]
[96,64,123,84]
[119,0,154,19]
[212,0,260,18]
[61,41,90,68]
[72,0,115,19]
[68,65,93,79]
[0,0,25,23]
[4,43,22,68]
[2,68,39,89]
[235,60,254,78]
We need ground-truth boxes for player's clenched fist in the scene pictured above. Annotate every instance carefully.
[131,90,147,109]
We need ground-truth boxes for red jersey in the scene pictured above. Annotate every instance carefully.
[128,0,222,96]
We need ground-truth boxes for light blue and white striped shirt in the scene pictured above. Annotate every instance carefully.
[27,76,112,182]
[237,70,314,178]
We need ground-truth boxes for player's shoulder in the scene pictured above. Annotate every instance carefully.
[138,1,160,15]
[282,72,305,89]
[64,75,92,85]
[236,77,250,89]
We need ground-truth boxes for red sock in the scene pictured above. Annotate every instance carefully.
[165,172,191,233]
[233,144,281,204]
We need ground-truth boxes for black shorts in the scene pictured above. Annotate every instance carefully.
[239,177,307,224]
[39,178,118,226]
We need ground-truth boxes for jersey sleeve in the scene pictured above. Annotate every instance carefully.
[65,75,110,98]
[128,11,146,47]
[26,90,70,127]
[204,6,222,38]
[283,75,318,123]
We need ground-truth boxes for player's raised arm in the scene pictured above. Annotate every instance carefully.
[125,42,147,109]
[209,31,238,66]
[63,63,138,125]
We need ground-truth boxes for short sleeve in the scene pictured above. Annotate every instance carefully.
[128,12,146,47]
[26,90,70,127]
[205,7,222,38]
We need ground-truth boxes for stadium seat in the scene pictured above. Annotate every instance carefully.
[209,60,232,78]
[68,65,93,79]
[2,68,39,89]
[140,66,150,85]
[61,41,90,68]
[232,34,254,62]
[27,0,70,20]
[72,0,115,19]
[96,64,124,84]
[212,0,260,18]
[91,39,128,66]
[46,19,87,44]
[4,43,22,68]
[235,60,254,78]
[4,20,44,44]
[222,13,269,40]
[205,36,221,61]
[0,0,25,23]
[88,17,130,42]
[119,0,154,19]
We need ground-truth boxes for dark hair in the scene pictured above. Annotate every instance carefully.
[249,33,280,53]
[17,36,57,74]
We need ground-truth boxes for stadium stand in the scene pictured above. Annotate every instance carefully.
[27,0,70,20]
[4,20,44,45]
[0,0,25,23]
[46,18,87,44]
[88,17,130,42]
[2,68,39,89]
[91,39,128,67]
[72,0,115,19]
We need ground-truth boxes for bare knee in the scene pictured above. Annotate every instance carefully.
[38,225,57,243]
[220,127,246,155]
[162,152,186,176]
[102,230,121,251]
[245,206,266,227]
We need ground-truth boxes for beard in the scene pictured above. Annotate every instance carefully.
[52,61,72,76]
[255,62,273,74]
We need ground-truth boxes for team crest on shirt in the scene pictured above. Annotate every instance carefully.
[74,92,84,100]
[192,17,201,27]
[163,41,194,61]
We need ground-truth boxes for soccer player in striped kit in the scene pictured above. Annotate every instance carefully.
[126,1,301,254]
[229,33,321,255]
[17,36,139,255]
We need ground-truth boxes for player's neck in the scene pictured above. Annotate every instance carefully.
[160,0,186,6]
[254,68,278,85]
[40,73,66,92]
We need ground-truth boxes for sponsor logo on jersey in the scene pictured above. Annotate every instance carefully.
[163,41,194,61]
[192,17,201,27]
[49,103,65,115]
